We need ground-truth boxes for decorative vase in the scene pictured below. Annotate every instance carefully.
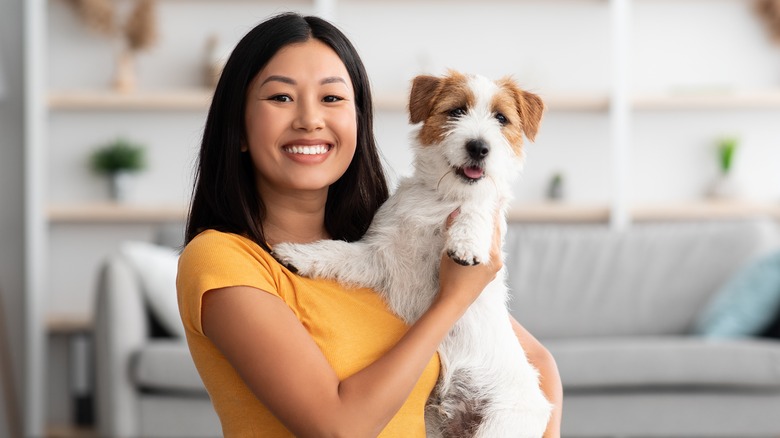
[707,172,742,199]
[114,49,137,93]
[547,173,565,201]
[109,171,134,202]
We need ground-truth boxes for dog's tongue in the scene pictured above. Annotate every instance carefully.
[463,166,484,179]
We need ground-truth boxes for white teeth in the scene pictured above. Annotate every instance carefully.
[284,145,330,155]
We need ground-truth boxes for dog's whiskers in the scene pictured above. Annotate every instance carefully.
[486,174,500,196]
[436,170,454,192]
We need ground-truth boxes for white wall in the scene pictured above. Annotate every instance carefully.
[43,0,780,351]
[0,0,26,436]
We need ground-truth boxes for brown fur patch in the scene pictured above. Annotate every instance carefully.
[412,72,475,146]
[490,88,525,156]
[497,77,544,142]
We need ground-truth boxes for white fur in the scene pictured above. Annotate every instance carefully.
[273,73,552,437]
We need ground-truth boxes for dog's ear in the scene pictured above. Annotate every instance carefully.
[408,75,441,124]
[518,90,544,142]
[501,77,544,142]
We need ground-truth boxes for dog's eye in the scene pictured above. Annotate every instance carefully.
[495,113,509,125]
[448,107,467,118]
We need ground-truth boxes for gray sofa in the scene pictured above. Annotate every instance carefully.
[506,217,780,437]
[94,217,780,437]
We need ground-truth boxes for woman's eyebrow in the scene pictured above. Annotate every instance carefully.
[261,75,296,86]
[259,75,346,88]
[321,76,347,85]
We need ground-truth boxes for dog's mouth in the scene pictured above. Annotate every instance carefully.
[454,165,486,183]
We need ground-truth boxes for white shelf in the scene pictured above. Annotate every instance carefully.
[48,203,187,223]
[508,203,611,223]
[631,200,780,221]
[46,200,780,224]
[633,89,780,110]
[49,89,611,112]
[48,89,214,110]
[50,88,780,112]
[46,313,92,335]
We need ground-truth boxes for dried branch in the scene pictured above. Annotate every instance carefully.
[757,0,780,44]
[125,0,158,52]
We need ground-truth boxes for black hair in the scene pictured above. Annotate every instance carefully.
[185,12,389,250]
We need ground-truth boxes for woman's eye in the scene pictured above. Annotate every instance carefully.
[495,113,508,125]
[269,94,292,102]
[448,107,467,118]
[323,95,344,103]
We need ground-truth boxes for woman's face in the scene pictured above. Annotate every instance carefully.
[244,39,358,200]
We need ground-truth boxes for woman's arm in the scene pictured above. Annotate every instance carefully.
[202,221,503,438]
[510,315,563,438]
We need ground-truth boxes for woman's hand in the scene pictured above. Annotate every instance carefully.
[436,208,504,309]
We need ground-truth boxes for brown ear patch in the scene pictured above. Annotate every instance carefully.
[409,75,441,124]
[414,72,474,146]
[497,77,544,143]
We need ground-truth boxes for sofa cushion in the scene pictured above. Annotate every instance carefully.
[693,249,780,338]
[132,341,207,394]
[505,219,780,339]
[547,337,780,390]
[120,241,185,338]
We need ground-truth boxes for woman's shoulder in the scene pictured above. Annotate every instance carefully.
[180,229,276,269]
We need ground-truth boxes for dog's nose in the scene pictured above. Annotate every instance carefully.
[466,139,490,160]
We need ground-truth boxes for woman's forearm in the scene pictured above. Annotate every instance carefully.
[335,293,473,436]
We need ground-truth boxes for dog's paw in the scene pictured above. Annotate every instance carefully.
[446,249,481,266]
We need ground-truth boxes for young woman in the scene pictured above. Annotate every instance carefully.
[177,12,562,437]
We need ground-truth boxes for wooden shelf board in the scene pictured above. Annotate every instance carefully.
[631,201,780,221]
[47,201,780,224]
[48,89,214,110]
[46,313,92,334]
[48,203,187,223]
[508,203,611,223]
[633,90,780,110]
[508,201,780,223]
[49,89,611,112]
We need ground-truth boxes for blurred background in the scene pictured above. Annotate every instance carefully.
[1,0,780,437]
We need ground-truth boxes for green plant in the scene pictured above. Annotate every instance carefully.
[90,137,146,174]
[717,137,739,175]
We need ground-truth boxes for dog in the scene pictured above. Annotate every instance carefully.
[272,71,552,437]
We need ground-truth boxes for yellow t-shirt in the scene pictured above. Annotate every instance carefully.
[177,229,440,437]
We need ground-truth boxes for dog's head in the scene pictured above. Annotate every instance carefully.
[408,71,543,193]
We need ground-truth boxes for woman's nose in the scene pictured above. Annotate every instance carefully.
[292,99,325,131]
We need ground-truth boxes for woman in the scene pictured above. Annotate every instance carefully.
[177,12,562,437]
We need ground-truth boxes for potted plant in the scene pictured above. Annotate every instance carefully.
[708,136,742,199]
[90,137,146,202]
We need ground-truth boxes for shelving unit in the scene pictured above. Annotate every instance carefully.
[47,203,187,223]
[24,0,780,435]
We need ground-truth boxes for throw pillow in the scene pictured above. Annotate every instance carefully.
[119,241,185,338]
[693,249,780,338]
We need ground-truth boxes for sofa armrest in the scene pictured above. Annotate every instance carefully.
[94,254,148,438]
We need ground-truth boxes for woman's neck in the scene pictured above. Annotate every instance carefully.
[261,188,330,246]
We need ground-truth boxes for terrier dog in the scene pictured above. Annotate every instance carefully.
[272,71,552,437]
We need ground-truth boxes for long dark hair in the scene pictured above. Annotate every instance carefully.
[185,12,389,251]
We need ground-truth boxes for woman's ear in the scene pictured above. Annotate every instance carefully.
[408,75,441,124]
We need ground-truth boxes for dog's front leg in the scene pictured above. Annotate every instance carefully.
[272,240,381,289]
[445,206,494,266]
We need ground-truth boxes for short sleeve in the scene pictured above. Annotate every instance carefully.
[176,230,281,336]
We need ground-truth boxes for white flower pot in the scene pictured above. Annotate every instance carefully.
[708,173,742,199]
[109,171,134,202]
